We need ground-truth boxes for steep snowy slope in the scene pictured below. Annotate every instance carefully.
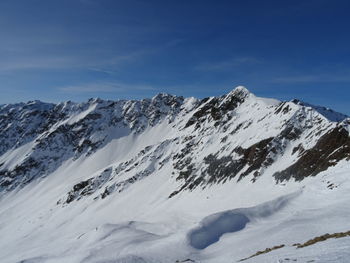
[0,86,349,263]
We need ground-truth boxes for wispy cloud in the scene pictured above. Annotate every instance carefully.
[195,57,262,71]
[271,72,350,83]
[0,56,83,72]
[58,83,124,94]
[0,20,160,74]
[0,49,146,73]
[57,82,156,94]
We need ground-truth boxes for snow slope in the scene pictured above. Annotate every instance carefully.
[0,86,349,262]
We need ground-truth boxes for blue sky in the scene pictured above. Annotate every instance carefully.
[0,0,349,114]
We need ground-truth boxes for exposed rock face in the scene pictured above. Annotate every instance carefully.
[0,86,349,203]
[0,94,182,191]
[274,126,350,182]
[185,86,249,129]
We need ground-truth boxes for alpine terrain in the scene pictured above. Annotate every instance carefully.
[0,86,349,263]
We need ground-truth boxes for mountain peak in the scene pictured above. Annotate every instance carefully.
[227,86,252,98]
[223,86,253,103]
[233,85,250,94]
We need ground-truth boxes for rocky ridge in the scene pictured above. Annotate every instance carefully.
[0,86,349,205]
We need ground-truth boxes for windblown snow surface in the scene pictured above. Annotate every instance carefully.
[0,87,349,262]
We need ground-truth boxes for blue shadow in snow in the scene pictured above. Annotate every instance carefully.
[188,212,250,249]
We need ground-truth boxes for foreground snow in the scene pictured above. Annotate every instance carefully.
[0,160,349,262]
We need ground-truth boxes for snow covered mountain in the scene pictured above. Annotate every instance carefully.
[0,86,349,262]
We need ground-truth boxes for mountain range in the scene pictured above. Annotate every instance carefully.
[0,86,349,263]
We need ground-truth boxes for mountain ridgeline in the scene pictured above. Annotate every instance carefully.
[0,87,349,204]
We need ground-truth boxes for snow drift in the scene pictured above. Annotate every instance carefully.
[188,191,300,249]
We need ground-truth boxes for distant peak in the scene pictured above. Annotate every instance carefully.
[290,99,348,122]
[24,100,55,111]
[152,92,174,100]
[27,99,44,105]
[88,97,103,104]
